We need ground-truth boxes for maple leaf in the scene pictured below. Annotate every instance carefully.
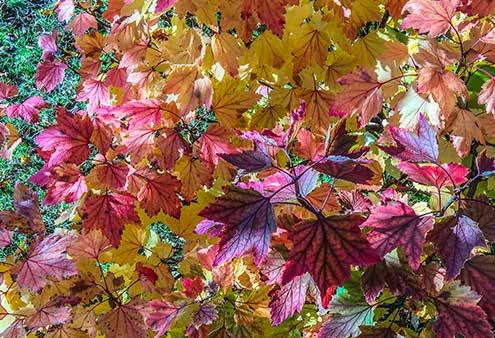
[428,215,486,280]
[318,291,374,338]
[5,182,44,233]
[199,186,276,266]
[92,154,129,190]
[212,32,244,76]
[401,0,461,38]
[313,156,376,184]
[219,150,272,172]
[417,67,466,112]
[282,215,380,307]
[478,77,495,115]
[361,252,420,303]
[191,303,218,330]
[110,223,150,265]
[381,113,439,163]
[6,96,47,123]
[182,276,205,298]
[119,126,156,162]
[43,164,87,205]
[25,297,72,330]
[335,68,383,127]
[34,110,93,167]
[290,15,330,72]
[460,196,495,241]
[269,273,311,326]
[81,192,140,246]
[54,0,74,22]
[0,82,17,100]
[67,12,98,37]
[13,234,76,292]
[362,201,434,270]
[144,300,180,338]
[0,229,12,248]
[98,303,147,338]
[68,230,112,259]
[445,108,485,156]
[397,162,468,188]
[461,255,495,319]
[196,124,236,165]
[35,60,67,92]
[38,30,58,61]
[155,129,188,170]
[211,76,258,128]
[112,99,178,128]
[242,0,293,36]
[77,78,110,112]
[135,171,181,218]
[294,128,324,161]
[174,155,213,202]
[433,281,494,338]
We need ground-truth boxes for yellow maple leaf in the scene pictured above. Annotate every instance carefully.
[211,75,259,128]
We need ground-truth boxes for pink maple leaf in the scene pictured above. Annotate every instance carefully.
[6,96,47,123]
[13,234,76,292]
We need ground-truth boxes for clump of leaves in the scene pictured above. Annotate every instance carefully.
[1,0,495,337]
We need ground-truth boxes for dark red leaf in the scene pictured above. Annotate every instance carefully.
[362,201,434,270]
[361,253,420,303]
[460,196,495,241]
[428,215,485,280]
[81,192,139,247]
[313,156,375,184]
[219,150,272,172]
[199,186,276,266]
[461,255,495,319]
[282,215,380,307]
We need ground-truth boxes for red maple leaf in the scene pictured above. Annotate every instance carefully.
[196,124,235,165]
[112,99,178,128]
[282,215,380,307]
[335,68,383,128]
[269,273,312,325]
[0,82,17,100]
[76,78,110,112]
[35,109,93,167]
[35,60,67,92]
[433,282,494,338]
[362,201,434,270]
[81,192,140,247]
[43,163,87,205]
[144,300,179,338]
[134,171,181,218]
[398,162,468,188]
[93,154,129,190]
[67,12,97,37]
